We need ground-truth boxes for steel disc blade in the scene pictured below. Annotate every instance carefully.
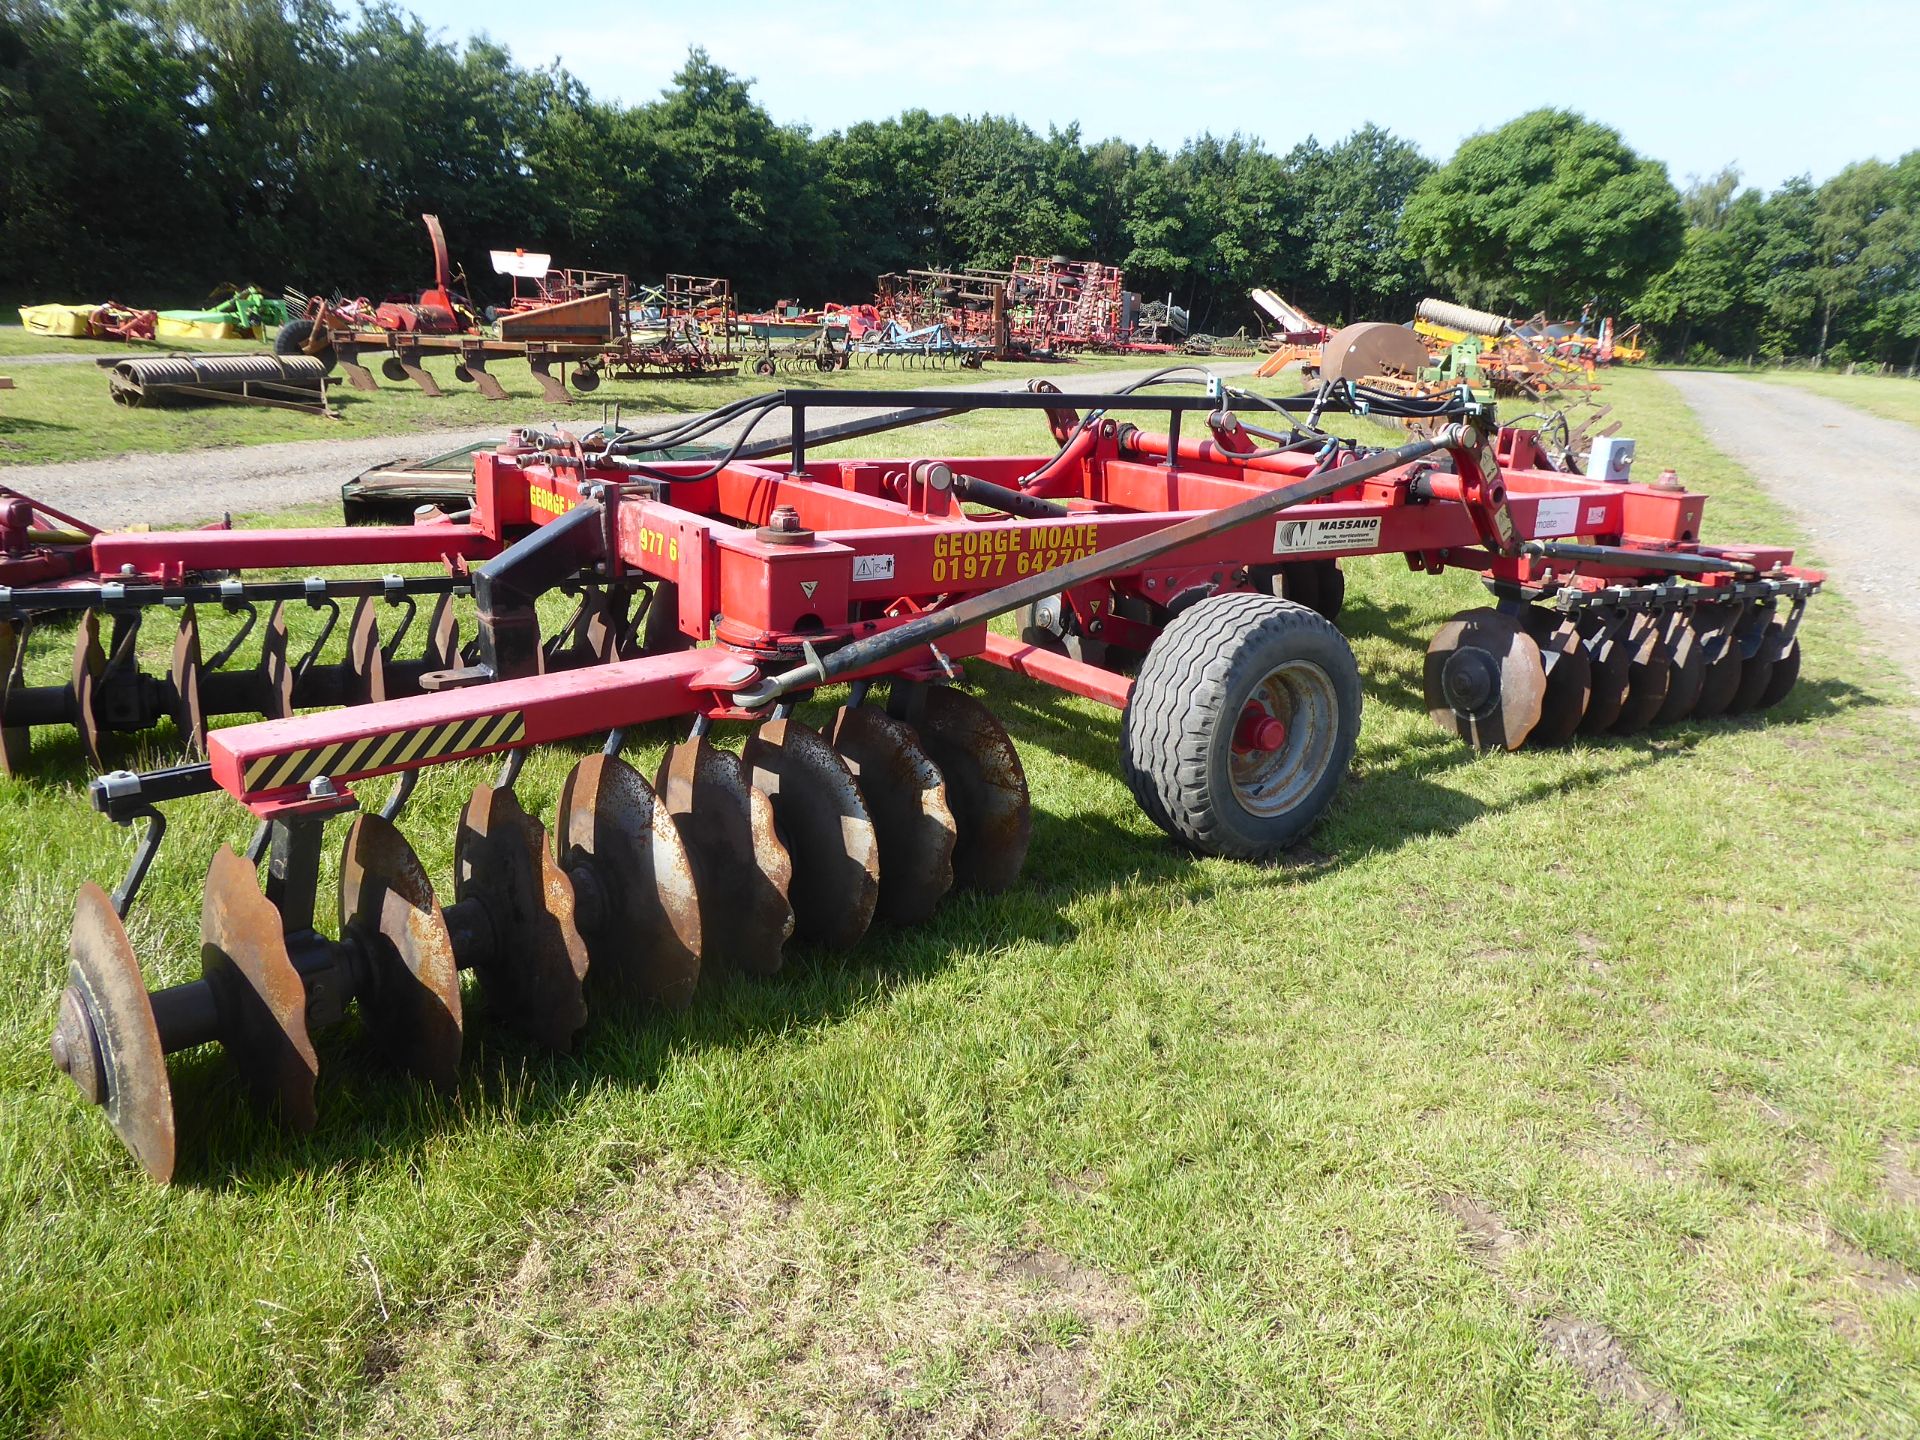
[1611,613,1671,735]
[1691,617,1742,719]
[1517,610,1591,747]
[1423,608,1545,751]
[1653,616,1705,725]
[1726,650,1775,716]
[888,684,1031,892]
[1574,615,1632,734]
[60,884,176,1181]
[200,846,319,1132]
[655,738,794,978]
[1759,635,1801,709]
[826,705,956,925]
[0,620,31,776]
[556,754,703,1008]
[345,598,387,704]
[71,609,105,766]
[741,718,879,949]
[455,783,590,1051]
[423,593,461,668]
[169,609,208,756]
[340,814,463,1089]
[260,603,294,719]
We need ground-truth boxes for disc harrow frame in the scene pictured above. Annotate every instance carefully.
[49,383,1823,1179]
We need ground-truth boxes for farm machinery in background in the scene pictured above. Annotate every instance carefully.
[1252,290,1333,377]
[34,375,1821,1181]
[276,216,740,402]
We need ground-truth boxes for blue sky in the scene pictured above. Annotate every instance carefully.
[396,0,1916,192]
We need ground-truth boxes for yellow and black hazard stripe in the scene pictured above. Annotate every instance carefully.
[243,710,527,793]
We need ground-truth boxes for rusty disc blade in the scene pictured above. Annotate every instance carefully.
[1690,616,1743,720]
[200,846,319,1132]
[0,620,31,776]
[888,683,1031,892]
[1517,610,1591,748]
[1759,631,1801,709]
[345,598,388,704]
[61,883,176,1181]
[169,608,208,756]
[260,602,295,718]
[1653,616,1705,725]
[340,814,463,1089]
[1611,613,1671,734]
[455,782,590,1051]
[655,738,794,978]
[423,592,461,668]
[71,609,105,766]
[1423,608,1544,751]
[556,753,703,1008]
[826,705,956,925]
[741,717,879,949]
[1574,615,1631,734]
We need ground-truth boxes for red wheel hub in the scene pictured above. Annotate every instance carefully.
[1232,708,1287,753]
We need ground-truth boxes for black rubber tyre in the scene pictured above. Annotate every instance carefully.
[1121,593,1360,860]
[273,317,336,372]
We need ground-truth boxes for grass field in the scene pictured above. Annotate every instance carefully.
[1737,367,1920,429]
[2,369,1917,1438]
[0,331,1153,468]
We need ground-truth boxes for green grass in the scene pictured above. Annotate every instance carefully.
[1741,367,1920,429]
[2,369,1918,1437]
[0,342,1155,467]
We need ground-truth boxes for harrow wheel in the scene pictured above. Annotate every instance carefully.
[1653,615,1706,725]
[1123,594,1360,859]
[826,704,957,924]
[56,885,177,1181]
[1575,614,1632,735]
[1518,609,1591,747]
[169,611,209,756]
[453,784,590,1051]
[656,738,795,979]
[340,815,463,1089]
[1611,614,1671,735]
[888,683,1032,893]
[1691,616,1743,721]
[1424,608,1544,751]
[1759,628,1801,709]
[0,620,33,775]
[741,718,879,949]
[556,754,703,1008]
[200,846,320,1131]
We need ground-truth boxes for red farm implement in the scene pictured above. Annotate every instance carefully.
[46,381,1821,1180]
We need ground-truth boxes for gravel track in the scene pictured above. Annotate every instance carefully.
[1663,369,1920,694]
[1,360,1259,530]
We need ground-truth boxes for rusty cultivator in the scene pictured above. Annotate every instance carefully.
[47,380,1823,1180]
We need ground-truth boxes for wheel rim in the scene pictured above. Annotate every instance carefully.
[1227,660,1338,817]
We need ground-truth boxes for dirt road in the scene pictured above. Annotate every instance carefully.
[2,360,1258,529]
[1663,370,1920,694]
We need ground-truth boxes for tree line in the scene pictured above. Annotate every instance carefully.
[3,0,1917,367]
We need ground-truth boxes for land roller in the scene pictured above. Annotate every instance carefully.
[46,381,1823,1180]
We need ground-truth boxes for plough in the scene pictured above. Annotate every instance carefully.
[46,380,1822,1180]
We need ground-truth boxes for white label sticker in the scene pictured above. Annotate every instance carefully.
[1586,505,1607,527]
[1273,516,1380,553]
[851,553,895,582]
[800,580,819,599]
[1533,496,1580,537]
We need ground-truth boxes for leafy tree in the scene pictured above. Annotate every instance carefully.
[1401,108,1685,314]
[1288,124,1433,322]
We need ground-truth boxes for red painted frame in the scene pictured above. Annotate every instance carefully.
[207,418,1821,812]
